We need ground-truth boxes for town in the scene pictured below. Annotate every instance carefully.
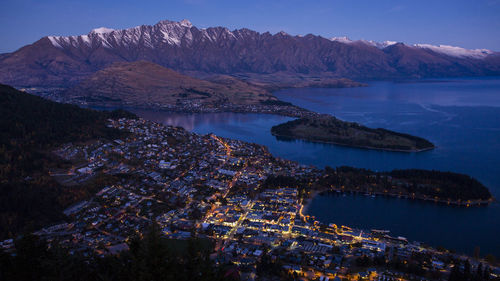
[2,117,498,281]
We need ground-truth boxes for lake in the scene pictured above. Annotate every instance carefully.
[131,77,500,257]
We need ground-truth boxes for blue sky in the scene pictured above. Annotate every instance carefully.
[1,0,499,53]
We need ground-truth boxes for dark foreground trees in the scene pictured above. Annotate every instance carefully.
[0,83,135,239]
[0,225,226,281]
[448,259,494,281]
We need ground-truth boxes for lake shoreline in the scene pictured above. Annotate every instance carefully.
[310,189,494,207]
[301,190,320,217]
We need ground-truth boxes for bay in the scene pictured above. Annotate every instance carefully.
[131,77,500,256]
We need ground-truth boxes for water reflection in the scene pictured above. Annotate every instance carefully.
[132,110,254,131]
[308,193,500,256]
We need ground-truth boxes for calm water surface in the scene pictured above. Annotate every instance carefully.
[132,78,500,256]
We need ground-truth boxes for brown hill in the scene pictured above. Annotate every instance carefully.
[64,61,276,108]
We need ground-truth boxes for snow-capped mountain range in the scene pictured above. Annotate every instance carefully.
[48,19,197,49]
[1,19,499,88]
[330,36,493,59]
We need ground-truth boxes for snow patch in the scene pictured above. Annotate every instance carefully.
[80,35,91,46]
[414,44,492,59]
[332,38,399,48]
[47,36,62,48]
[179,19,193,28]
[331,36,352,43]
[184,29,193,43]
[91,27,115,34]
[382,41,398,47]
[362,40,398,49]
[161,31,181,45]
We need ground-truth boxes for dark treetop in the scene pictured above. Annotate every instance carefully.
[0,84,134,239]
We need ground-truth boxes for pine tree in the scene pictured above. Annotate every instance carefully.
[476,263,484,281]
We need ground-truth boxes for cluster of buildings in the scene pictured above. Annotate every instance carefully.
[65,93,319,118]
[3,117,498,280]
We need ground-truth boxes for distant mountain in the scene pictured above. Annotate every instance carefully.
[0,19,499,88]
[63,60,276,107]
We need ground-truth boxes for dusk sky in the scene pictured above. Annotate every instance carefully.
[1,0,500,53]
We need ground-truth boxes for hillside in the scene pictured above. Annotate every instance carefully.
[0,19,498,88]
[0,84,134,239]
[271,116,435,152]
[63,61,278,108]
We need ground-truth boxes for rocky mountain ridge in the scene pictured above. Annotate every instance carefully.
[1,19,499,88]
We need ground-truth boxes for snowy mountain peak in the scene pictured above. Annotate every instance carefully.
[364,40,399,49]
[414,44,493,59]
[157,19,192,28]
[382,41,398,47]
[331,36,352,43]
[179,19,193,28]
[91,27,115,34]
[276,31,289,36]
